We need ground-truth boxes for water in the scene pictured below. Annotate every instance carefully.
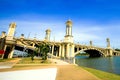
[75,56,120,75]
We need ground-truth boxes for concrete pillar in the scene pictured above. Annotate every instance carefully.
[52,45,54,55]
[77,46,79,52]
[32,43,35,47]
[109,49,113,56]
[62,44,65,57]
[71,44,75,57]
[66,27,68,35]
[1,45,7,59]
[9,46,15,58]
[55,47,58,57]
[69,27,72,36]
[106,48,113,57]
[58,45,61,57]
[66,43,70,58]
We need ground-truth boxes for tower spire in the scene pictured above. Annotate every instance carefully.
[65,19,72,36]
[106,38,110,48]
[7,22,16,40]
[45,28,51,41]
[64,19,73,43]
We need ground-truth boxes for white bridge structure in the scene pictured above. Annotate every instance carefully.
[0,20,120,59]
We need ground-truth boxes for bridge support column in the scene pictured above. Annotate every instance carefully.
[66,43,70,58]
[9,46,15,58]
[77,46,79,52]
[55,47,59,57]
[3,22,16,59]
[106,48,113,57]
[52,45,54,55]
[1,45,7,59]
[3,45,15,59]
[109,49,113,56]
[58,45,61,57]
[71,44,75,57]
[61,44,65,57]
[32,43,35,47]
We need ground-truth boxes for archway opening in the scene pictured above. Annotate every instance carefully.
[84,49,103,57]
[75,49,103,58]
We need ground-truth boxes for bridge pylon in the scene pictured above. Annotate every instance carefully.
[3,22,16,59]
[61,20,75,58]
[105,38,113,56]
[45,29,51,41]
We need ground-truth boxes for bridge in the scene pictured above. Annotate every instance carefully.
[0,20,120,59]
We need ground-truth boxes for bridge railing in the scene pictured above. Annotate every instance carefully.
[74,42,105,49]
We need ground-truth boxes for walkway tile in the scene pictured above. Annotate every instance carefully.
[0,68,57,80]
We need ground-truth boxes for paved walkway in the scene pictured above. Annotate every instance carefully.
[0,59,20,69]
[49,59,70,65]
[0,68,57,80]
[56,65,101,80]
[0,58,101,80]
[51,59,101,80]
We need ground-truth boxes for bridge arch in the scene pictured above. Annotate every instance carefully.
[75,48,105,57]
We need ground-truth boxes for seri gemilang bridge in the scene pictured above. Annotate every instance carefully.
[0,20,120,59]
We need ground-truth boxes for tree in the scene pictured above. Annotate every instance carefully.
[115,48,120,51]
[36,43,50,60]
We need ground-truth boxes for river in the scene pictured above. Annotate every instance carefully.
[75,56,120,75]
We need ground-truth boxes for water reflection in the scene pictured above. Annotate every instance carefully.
[75,56,120,75]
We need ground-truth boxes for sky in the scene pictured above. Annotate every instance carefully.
[0,0,120,48]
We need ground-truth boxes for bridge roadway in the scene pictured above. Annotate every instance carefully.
[0,36,120,59]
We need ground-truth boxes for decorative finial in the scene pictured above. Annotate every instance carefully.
[66,19,72,26]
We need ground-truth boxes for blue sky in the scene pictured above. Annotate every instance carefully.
[0,0,120,48]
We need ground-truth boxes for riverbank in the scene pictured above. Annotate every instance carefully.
[82,67,120,80]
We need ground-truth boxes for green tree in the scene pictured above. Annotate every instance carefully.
[36,43,50,60]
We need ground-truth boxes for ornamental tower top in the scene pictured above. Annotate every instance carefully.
[64,20,73,43]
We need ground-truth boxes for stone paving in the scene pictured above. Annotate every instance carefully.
[0,68,57,80]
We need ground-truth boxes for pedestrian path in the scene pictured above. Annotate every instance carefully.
[0,68,57,80]
[0,58,101,80]
[49,59,70,65]
[0,59,20,69]
[0,62,15,69]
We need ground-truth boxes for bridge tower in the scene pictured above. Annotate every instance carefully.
[6,22,16,40]
[106,38,113,56]
[61,20,74,58]
[3,22,17,59]
[45,29,51,41]
[64,19,73,43]
[90,40,93,46]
